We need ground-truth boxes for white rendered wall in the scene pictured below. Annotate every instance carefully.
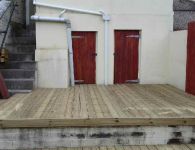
[35,0,173,88]
[35,22,69,88]
[168,30,187,91]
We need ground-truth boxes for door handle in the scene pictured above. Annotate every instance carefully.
[91,53,97,56]
[114,52,118,56]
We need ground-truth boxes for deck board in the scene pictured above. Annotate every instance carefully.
[0,84,195,128]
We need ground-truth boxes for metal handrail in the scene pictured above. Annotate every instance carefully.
[0,0,17,51]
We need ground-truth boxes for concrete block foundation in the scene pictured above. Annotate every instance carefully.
[0,126,194,149]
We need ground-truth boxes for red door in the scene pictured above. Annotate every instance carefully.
[114,30,139,84]
[186,22,195,95]
[72,32,96,84]
[0,73,9,99]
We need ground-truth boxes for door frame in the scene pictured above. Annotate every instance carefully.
[72,31,97,84]
[113,29,142,84]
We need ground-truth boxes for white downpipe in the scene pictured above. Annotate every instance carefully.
[104,21,109,85]
[33,1,111,85]
[31,16,69,23]
[31,15,75,86]
[66,27,75,86]
[102,15,110,85]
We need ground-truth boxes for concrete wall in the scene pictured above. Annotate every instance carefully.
[168,30,187,90]
[0,126,194,149]
[35,0,173,88]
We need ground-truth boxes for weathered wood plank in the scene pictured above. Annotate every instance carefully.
[0,84,195,128]
[0,118,195,128]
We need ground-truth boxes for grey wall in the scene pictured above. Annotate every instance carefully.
[174,0,195,30]
[13,0,25,25]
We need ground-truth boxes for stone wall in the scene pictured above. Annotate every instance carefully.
[174,0,195,30]
[13,0,25,24]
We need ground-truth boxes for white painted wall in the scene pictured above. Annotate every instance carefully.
[35,0,173,88]
[168,30,187,91]
[35,22,69,88]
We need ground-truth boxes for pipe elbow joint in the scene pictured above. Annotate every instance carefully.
[99,10,111,21]
[31,15,38,21]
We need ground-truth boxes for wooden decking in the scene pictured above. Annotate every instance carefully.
[0,84,195,128]
[33,145,195,150]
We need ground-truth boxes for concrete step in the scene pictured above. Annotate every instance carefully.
[8,89,32,96]
[4,78,34,90]
[11,27,35,37]
[0,69,35,79]
[5,45,36,53]
[0,61,36,70]
[11,31,35,37]
[9,53,35,61]
[6,37,36,45]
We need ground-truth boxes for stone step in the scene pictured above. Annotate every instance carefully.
[0,61,36,70]
[5,44,35,53]
[6,37,36,45]
[8,89,32,96]
[4,78,34,90]
[11,31,35,37]
[0,69,35,79]
[8,53,35,61]
[12,27,35,37]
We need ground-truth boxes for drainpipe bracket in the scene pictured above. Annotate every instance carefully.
[66,21,71,28]
[59,9,67,17]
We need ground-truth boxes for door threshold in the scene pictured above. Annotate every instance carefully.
[125,79,140,84]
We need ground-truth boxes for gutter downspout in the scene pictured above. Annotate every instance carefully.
[102,14,111,85]
[33,1,111,85]
[31,16,75,86]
